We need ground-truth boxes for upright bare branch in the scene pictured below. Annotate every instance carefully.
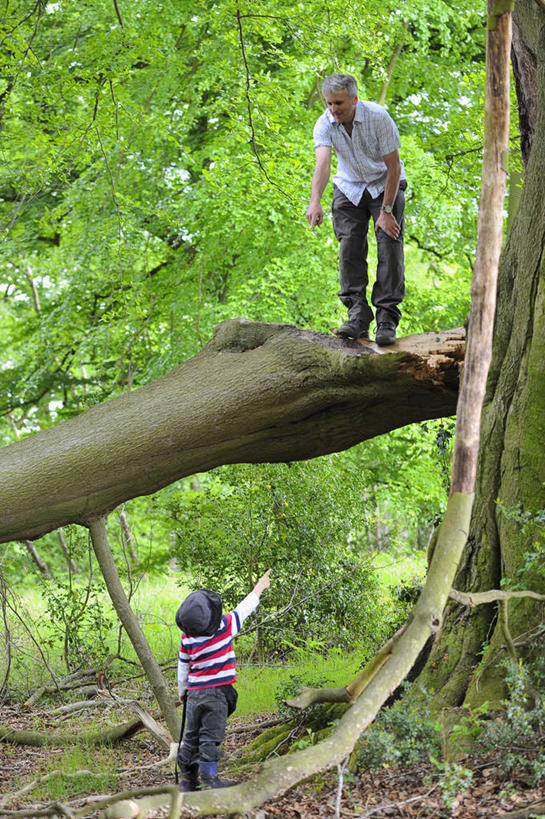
[87,516,180,740]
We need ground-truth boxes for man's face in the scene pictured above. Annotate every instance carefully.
[325,89,358,125]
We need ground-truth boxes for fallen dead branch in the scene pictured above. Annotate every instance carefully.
[0,785,182,819]
[0,719,142,747]
[450,588,545,606]
[285,625,406,710]
[24,670,98,707]
[96,688,172,751]
[227,717,286,735]
[46,698,137,716]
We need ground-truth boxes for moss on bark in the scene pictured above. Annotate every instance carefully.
[418,0,545,710]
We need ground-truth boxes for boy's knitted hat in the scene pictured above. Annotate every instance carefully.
[175,589,223,636]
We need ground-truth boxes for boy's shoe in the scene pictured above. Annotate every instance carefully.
[199,760,234,789]
[179,778,199,792]
[179,763,200,792]
[337,320,369,340]
[375,322,397,346]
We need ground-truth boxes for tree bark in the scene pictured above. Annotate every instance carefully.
[21,540,53,579]
[0,326,463,543]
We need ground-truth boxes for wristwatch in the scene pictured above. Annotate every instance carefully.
[381,204,393,214]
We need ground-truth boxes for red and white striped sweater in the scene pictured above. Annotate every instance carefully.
[177,591,259,694]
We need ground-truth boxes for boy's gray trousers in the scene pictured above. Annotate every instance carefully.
[177,687,228,770]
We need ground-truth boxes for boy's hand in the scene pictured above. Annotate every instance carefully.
[253,568,272,597]
[178,693,186,705]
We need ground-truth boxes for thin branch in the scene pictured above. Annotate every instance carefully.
[112,0,124,29]
[499,598,518,664]
[0,571,11,700]
[377,20,409,105]
[449,588,545,606]
[94,124,124,236]
[335,756,349,819]
[235,6,294,204]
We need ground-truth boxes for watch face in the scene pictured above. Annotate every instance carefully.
[383,205,392,213]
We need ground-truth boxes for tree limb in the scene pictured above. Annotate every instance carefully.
[449,588,545,606]
[286,624,407,710]
[0,324,464,543]
[88,516,180,740]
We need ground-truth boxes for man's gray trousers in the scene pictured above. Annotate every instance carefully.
[332,181,406,328]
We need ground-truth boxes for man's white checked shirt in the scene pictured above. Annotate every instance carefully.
[313,100,406,205]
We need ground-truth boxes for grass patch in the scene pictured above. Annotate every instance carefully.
[23,745,120,801]
[371,549,427,589]
[235,648,359,716]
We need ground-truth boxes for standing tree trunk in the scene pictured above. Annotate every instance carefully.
[377,20,409,105]
[118,507,138,562]
[418,0,545,709]
[57,528,79,574]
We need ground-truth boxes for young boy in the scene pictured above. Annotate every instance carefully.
[175,568,272,791]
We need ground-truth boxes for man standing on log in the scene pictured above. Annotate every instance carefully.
[306,73,407,345]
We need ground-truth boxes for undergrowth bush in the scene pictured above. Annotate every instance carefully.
[353,683,441,770]
[478,659,545,786]
[171,461,400,656]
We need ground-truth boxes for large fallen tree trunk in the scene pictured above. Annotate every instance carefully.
[0,325,463,543]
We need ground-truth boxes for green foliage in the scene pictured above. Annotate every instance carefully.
[171,459,391,652]
[354,684,441,769]
[429,757,474,809]
[478,660,545,786]
[40,576,113,672]
[0,0,484,438]
[449,701,490,744]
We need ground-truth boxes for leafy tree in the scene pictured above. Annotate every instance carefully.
[171,460,397,655]
[1,0,484,440]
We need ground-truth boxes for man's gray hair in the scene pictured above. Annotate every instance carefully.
[322,73,358,98]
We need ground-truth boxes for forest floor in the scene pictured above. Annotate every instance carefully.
[2,704,545,818]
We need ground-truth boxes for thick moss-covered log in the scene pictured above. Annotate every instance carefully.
[0,719,142,747]
[0,324,463,543]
